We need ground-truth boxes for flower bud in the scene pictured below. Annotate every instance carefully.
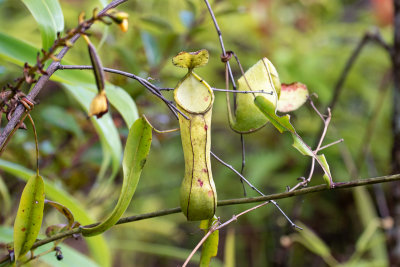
[89,91,108,118]
[107,10,129,32]
[119,18,128,32]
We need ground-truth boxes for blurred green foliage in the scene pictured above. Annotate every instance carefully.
[0,0,395,266]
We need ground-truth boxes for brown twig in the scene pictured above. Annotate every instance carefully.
[0,0,128,153]
[57,64,188,120]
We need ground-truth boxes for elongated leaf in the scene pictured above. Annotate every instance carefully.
[0,226,100,267]
[0,175,11,214]
[82,117,152,236]
[0,159,111,267]
[40,106,83,138]
[254,96,333,187]
[13,174,45,260]
[224,227,235,267]
[0,32,139,127]
[63,84,122,181]
[291,221,338,266]
[0,32,139,186]
[353,187,388,264]
[45,200,75,229]
[199,216,219,267]
[21,0,64,50]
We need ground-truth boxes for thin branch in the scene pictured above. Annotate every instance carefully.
[57,65,188,120]
[203,0,237,92]
[1,173,400,265]
[289,98,333,192]
[161,88,272,94]
[318,139,344,152]
[60,64,272,94]
[211,151,301,229]
[0,0,128,151]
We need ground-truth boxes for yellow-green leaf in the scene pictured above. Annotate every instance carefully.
[22,0,64,50]
[13,174,45,261]
[200,216,219,267]
[224,227,235,267]
[172,49,209,69]
[81,117,152,236]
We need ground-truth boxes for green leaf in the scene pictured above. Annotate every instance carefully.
[291,221,338,267]
[352,187,388,264]
[13,174,45,261]
[350,219,381,262]
[97,0,109,8]
[45,200,75,229]
[82,117,152,236]
[21,0,64,50]
[39,243,100,267]
[0,32,139,127]
[224,227,235,267]
[40,106,83,138]
[0,159,111,267]
[1,226,101,267]
[62,83,122,182]
[200,216,219,267]
[0,175,11,214]
[254,95,333,187]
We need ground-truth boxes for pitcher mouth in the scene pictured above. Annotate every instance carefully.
[174,72,214,115]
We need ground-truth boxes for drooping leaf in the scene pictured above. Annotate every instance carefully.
[1,225,101,267]
[21,0,64,50]
[277,82,309,113]
[350,219,381,262]
[45,200,75,229]
[0,159,111,266]
[0,32,139,127]
[40,106,83,138]
[254,96,333,187]
[199,216,219,267]
[290,221,338,266]
[224,227,235,267]
[13,174,45,260]
[0,175,11,214]
[82,117,152,236]
[352,187,388,264]
[172,49,209,69]
[62,84,122,182]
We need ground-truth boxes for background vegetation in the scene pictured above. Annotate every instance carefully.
[0,0,397,266]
